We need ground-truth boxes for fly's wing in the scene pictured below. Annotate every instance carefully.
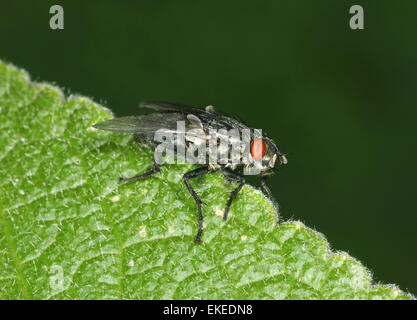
[93,112,189,136]
[139,101,211,114]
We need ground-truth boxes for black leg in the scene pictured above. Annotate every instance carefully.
[261,176,279,225]
[221,169,245,221]
[183,166,212,243]
[119,163,161,184]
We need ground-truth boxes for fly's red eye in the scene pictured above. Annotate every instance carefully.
[251,139,266,160]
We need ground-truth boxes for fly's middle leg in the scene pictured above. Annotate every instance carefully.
[221,169,245,221]
[183,166,212,243]
[119,162,161,184]
[261,176,279,225]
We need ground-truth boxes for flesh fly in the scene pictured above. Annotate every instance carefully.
[94,102,287,242]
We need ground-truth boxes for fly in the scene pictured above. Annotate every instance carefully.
[93,102,288,242]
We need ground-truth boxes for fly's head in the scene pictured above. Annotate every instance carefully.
[246,136,287,176]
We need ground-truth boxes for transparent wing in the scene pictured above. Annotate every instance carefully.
[93,113,189,135]
[139,101,206,114]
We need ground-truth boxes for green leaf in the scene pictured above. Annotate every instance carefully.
[0,60,414,300]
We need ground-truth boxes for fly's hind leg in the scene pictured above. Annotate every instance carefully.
[220,169,245,221]
[183,166,212,243]
[119,162,161,184]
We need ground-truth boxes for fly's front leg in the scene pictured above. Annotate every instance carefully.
[221,169,245,221]
[183,166,212,243]
[261,176,279,225]
[119,162,161,184]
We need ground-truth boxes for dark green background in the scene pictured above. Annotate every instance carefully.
[1,0,416,295]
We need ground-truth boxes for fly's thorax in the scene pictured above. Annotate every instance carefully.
[206,128,248,167]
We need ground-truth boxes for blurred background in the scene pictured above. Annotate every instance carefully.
[1,0,416,294]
